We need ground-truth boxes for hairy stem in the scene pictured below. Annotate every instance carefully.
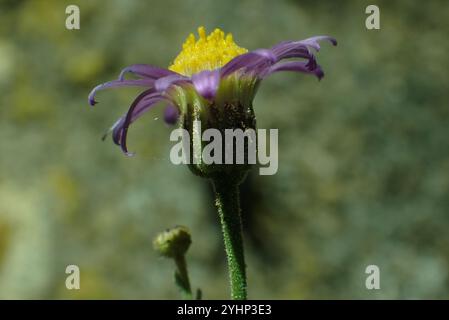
[212,177,247,300]
[174,254,192,299]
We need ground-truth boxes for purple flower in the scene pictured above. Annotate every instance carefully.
[88,27,336,156]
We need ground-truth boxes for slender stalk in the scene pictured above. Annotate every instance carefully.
[212,177,247,300]
[174,254,192,299]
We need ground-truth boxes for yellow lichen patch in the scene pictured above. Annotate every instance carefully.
[169,26,248,76]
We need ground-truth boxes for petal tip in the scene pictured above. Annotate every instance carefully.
[88,94,98,106]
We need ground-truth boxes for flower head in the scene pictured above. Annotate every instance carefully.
[88,27,336,158]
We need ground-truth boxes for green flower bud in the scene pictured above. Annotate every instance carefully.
[153,226,192,258]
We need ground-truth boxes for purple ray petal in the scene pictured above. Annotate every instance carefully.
[271,36,336,60]
[118,64,176,81]
[251,49,277,63]
[300,36,337,51]
[109,94,163,146]
[191,70,220,100]
[154,74,189,92]
[268,61,324,80]
[221,50,276,77]
[108,117,125,143]
[163,104,179,125]
[272,46,312,60]
[111,90,163,155]
[271,42,313,61]
[115,94,162,146]
[88,79,154,106]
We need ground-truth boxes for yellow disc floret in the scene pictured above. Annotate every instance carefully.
[169,26,248,76]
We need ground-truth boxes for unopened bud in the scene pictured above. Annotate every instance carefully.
[153,226,192,258]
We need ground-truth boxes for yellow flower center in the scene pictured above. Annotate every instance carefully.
[168,26,248,76]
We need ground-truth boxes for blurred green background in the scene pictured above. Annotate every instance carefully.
[0,0,448,299]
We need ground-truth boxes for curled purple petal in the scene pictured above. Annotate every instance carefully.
[191,70,220,100]
[88,79,154,106]
[301,35,337,51]
[110,90,163,155]
[118,64,176,81]
[108,117,124,143]
[163,104,179,125]
[268,61,324,80]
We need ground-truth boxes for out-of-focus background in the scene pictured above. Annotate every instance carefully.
[0,0,448,299]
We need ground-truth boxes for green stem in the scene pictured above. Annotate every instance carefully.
[212,177,247,300]
[174,254,192,299]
